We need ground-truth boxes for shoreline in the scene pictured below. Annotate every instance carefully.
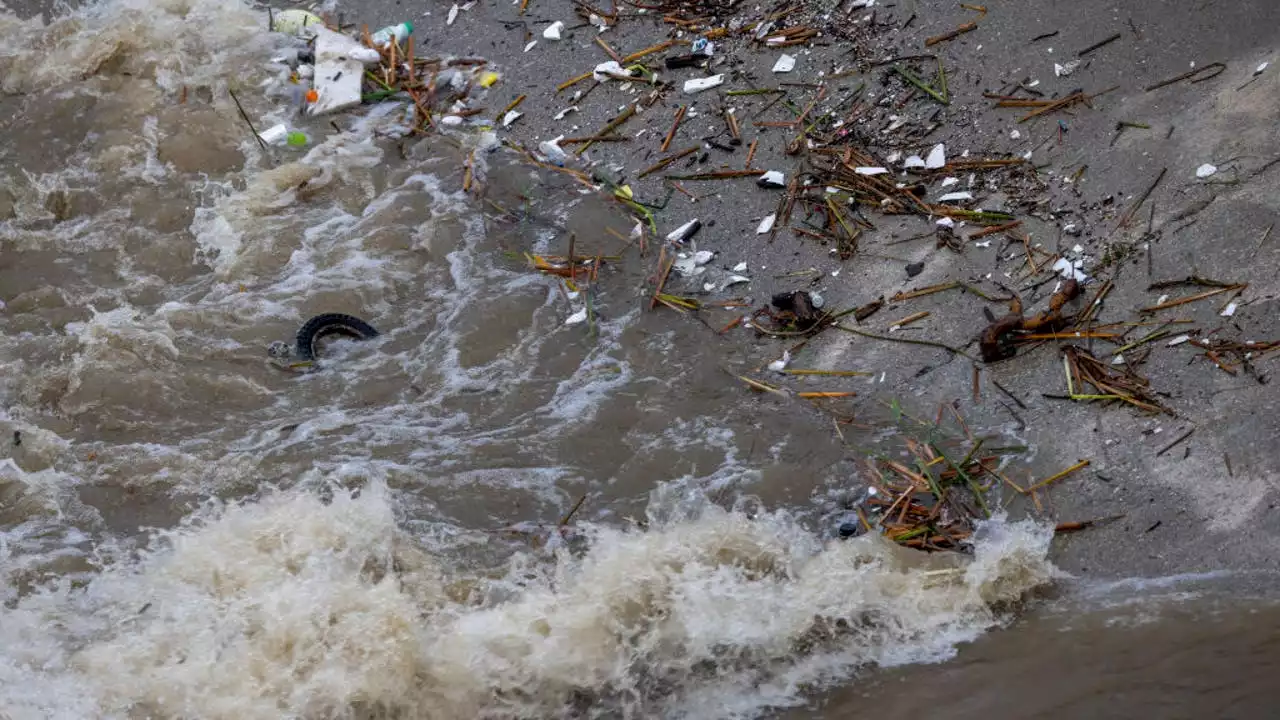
[333,0,1280,581]
[6,0,1279,580]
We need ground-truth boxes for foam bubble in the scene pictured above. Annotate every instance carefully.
[0,481,1056,718]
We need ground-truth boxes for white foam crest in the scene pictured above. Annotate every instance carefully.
[542,308,638,423]
[0,481,1056,719]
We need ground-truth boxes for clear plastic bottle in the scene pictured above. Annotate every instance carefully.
[370,21,413,48]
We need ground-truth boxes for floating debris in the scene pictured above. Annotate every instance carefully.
[758,170,786,188]
[925,143,947,169]
[1195,163,1218,178]
[684,75,725,93]
[772,54,796,73]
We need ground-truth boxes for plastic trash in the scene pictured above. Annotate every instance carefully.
[903,155,926,169]
[772,54,796,73]
[1195,163,1217,178]
[937,191,973,202]
[925,143,947,169]
[854,166,888,175]
[308,27,371,115]
[370,21,413,48]
[683,74,724,94]
[542,20,564,40]
[756,214,776,234]
[478,71,500,88]
[757,170,786,188]
[286,131,308,146]
[538,137,568,166]
[272,8,325,35]
[593,61,629,81]
[666,219,701,243]
[257,123,289,145]
[446,4,459,25]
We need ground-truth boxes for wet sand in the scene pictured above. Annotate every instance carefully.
[334,0,1280,580]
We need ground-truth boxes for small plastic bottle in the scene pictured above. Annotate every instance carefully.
[370,21,412,48]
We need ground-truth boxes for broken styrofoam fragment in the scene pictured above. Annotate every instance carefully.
[308,27,384,115]
[553,106,579,120]
[257,123,289,145]
[855,166,889,175]
[756,214,777,234]
[673,254,708,276]
[1168,334,1191,346]
[691,250,714,265]
[523,40,537,52]
[666,219,701,243]
[1052,257,1088,282]
[447,3,459,25]
[565,308,588,325]
[936,217,955,228]
[724,274,751,288]
[1255,62,1269,75]
[542,20,565,39]
[940,176,959,187]
[757,170,786,188]
[767,351,791,373]
[772,54,796,73]
[593,61,629,81]
[502,110,523,127]
[1221,302,1238,317]
[589,12,607,30]
[440,115,464,125]
[937,191,973,202]
[903,155,926,169]
[683,74,725,93]
[1010,129,1022,139]
[925,143,946,169]
[538,138,567,165]
[1112,354,1126,365]
[1195,163,1217,178]
[1054,60,1080,77]
[1156,294,1169,305]
[1071,244,1084,253]
[974,240,991,248]
[732,261,748,272]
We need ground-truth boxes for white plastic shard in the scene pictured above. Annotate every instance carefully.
[756,214,777,234]
[772,54,796,73]
[542,20,565,40]
[925,143,946,169]
[1195,163,1217,178]
[683,75,724,93]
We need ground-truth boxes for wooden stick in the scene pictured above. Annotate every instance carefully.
[661,105,687,153]
[639,145,698,178]
[1025,459,1090,492]
[594,36,623,63]
[925,21,977,47]
[1139,284,1245,313]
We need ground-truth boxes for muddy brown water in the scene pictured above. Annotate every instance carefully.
[1,1,1278,718]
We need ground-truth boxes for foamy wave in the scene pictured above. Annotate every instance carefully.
[0,481,1056,719]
